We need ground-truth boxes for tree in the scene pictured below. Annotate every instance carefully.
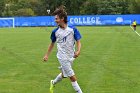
[1,0,140,16]
[68,0,84,15]
[29,0,46,16]
[15,8,35,16]
[79,0,97,15]
[96,0,115,14]
[0,0,5,16]
[117,0,130,14]
[128,0,140,14]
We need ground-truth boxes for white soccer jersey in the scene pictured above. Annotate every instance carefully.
[50,25,81,60]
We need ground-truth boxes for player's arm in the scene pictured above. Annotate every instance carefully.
[43,28,56,61]
[74,40,81,58]
[43,42,55,61]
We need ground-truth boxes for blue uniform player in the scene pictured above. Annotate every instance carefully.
[43,6,83,93]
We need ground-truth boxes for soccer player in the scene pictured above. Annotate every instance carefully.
[43,6,83,93]
[132,20,137,31]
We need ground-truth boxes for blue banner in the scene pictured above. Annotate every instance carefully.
[15,16,56,27]
[68,15,140,26]
[0,15,140,27]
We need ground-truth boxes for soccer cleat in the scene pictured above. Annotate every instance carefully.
[50,80,54,93]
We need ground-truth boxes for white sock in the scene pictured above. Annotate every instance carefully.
[71,81,83,93]
[53,73,63,85]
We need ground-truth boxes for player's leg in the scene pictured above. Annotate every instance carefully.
[70,75,83,93]
[50,80,54,93]
[53,73,63,84]
[135,25,136,31]
[133,25,136,31]
[50,59,67,93]
[60,59,83,93]
[50,73,64,93]
[50,59,66,86]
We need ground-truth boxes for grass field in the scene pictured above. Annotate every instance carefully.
[0,26,140,93]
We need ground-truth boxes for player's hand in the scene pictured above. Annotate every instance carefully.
[43,55,48,62]
[74,51,80,58]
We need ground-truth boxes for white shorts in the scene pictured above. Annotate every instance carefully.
[58,59,75,77]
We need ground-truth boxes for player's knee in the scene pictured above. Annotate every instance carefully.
[61,73,67,78]
[70,75,77,82]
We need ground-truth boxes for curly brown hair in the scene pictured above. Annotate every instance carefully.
[53,5,68,23]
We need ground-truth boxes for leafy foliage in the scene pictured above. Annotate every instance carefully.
[0,0,5,16]
[1,0,140,16]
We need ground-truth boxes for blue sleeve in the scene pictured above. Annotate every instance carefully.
[73,27,82,41]
[50,28,58,42]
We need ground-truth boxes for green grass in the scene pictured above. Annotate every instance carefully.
[0,26,140,93]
